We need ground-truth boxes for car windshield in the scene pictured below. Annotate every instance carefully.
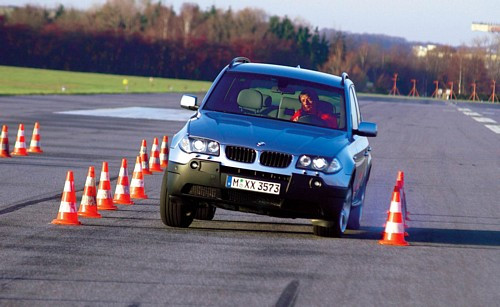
[203,71,346,130]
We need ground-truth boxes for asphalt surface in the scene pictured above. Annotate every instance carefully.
[0,94,499,306]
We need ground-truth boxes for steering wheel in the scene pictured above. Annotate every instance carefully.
[297,114,324,126]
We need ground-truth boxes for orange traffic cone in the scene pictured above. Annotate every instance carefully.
[160,135,169,168]
[130,156,148,199]
[11,123,28,156]
[396,170,410,222]
[0,125,11,158]
[139,139,153,175]
[113,158,134,205]
[97,161,117,210]
[28,122,43,153]
[149,137,163,173]
[51,171,81,225]
[379,187,409,246]
[78,166,102,218]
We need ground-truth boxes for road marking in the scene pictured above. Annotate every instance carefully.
[57,107,195,121]
[472,117,497,124]
[484,125,500,134]
[457,108,471,112]
[463,111,481,116]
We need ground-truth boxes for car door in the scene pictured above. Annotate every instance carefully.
[348,85,369,202]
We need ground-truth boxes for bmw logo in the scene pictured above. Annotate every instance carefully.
[257,142,266,147]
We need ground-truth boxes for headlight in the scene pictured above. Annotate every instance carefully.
[327,158,342,173]
[298,155,312,167]
[312,157,328,170]
[180,136,220,156]
[296,155,342,173]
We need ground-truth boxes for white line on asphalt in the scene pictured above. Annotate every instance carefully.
[484,125,500,134]
[56,107,196,121]
[472,117,497,124]
[463,111,481,116]
[457,108,471,112]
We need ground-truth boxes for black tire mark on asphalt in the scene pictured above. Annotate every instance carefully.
[275,279,299,307]
[0,176,119,215]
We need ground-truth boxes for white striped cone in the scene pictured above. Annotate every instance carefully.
[149,137,162,172]
[160,135,169,168]
[379,187,409,246]
[113,158,134,205]
[11,123,28,156]
[52,171,81,225]
[0,125,11,158]
[28,122,43,153]
[131,156,148,199]
[140,139,152,175]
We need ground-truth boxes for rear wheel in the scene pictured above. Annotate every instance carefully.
[194,203,216,220]
[313,186,352,237]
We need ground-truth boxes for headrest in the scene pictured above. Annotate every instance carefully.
[280,97,301,111]
[237,89,263,110]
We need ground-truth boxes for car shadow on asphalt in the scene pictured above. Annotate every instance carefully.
[349,226,500,248]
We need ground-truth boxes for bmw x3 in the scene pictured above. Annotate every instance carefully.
[160,57,377,237]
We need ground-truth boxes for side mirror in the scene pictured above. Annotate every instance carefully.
[355,121,377,137]
[180,94,198,110]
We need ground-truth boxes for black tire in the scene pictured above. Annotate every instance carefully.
[347,203,362,230]
[160,172,194,228]
[313,185,352,238]
[194,204,216,220]
[347,166,370,230]
[160,171,169,225]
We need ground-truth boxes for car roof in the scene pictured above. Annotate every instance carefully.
[227,62,344,89]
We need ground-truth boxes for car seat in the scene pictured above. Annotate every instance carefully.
[278,97,301,120]
[237,89,263,114]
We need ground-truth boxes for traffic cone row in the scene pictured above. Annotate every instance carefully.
[0,123,44,158]
[139,136,169,175]
[51,157,149,225]
[379,171,410,246]
[51,135,169,226]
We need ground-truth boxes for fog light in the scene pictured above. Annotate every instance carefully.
[190,161,199,169]
[310,179,322,188]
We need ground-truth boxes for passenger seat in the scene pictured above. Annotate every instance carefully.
[278,97,301,120]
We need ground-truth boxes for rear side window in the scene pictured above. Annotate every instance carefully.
[204,71,346,130]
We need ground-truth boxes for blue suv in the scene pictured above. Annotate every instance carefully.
[160,57,377,237]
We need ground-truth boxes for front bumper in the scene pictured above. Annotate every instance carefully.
[167,159,348,219]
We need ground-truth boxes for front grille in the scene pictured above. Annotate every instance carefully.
[225,146,256,163]
[260,151,293,168]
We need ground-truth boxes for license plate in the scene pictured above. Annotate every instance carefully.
[226,176,281,195]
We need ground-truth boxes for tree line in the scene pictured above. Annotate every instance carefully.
[0,1,498,98]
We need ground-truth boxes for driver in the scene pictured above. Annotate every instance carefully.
[290,89,337,129]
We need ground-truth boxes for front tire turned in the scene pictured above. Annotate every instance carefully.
[313,186,352,238]
[160,172,194,228]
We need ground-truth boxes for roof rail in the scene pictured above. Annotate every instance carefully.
[229,57,250,68]
[341,72,349,86]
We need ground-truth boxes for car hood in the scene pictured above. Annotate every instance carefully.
[188,111,349,156]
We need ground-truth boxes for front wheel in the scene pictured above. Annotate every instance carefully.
[160,172,194,228]
[313,186,352,237]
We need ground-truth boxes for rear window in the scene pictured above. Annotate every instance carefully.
[203,72,346,130]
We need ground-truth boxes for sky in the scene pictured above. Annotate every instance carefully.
[2,0,498,46]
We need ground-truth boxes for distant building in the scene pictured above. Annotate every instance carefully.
[413,44,437,57]
[471,22,500,33]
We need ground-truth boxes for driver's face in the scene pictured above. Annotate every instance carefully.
[299,94,315,113]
